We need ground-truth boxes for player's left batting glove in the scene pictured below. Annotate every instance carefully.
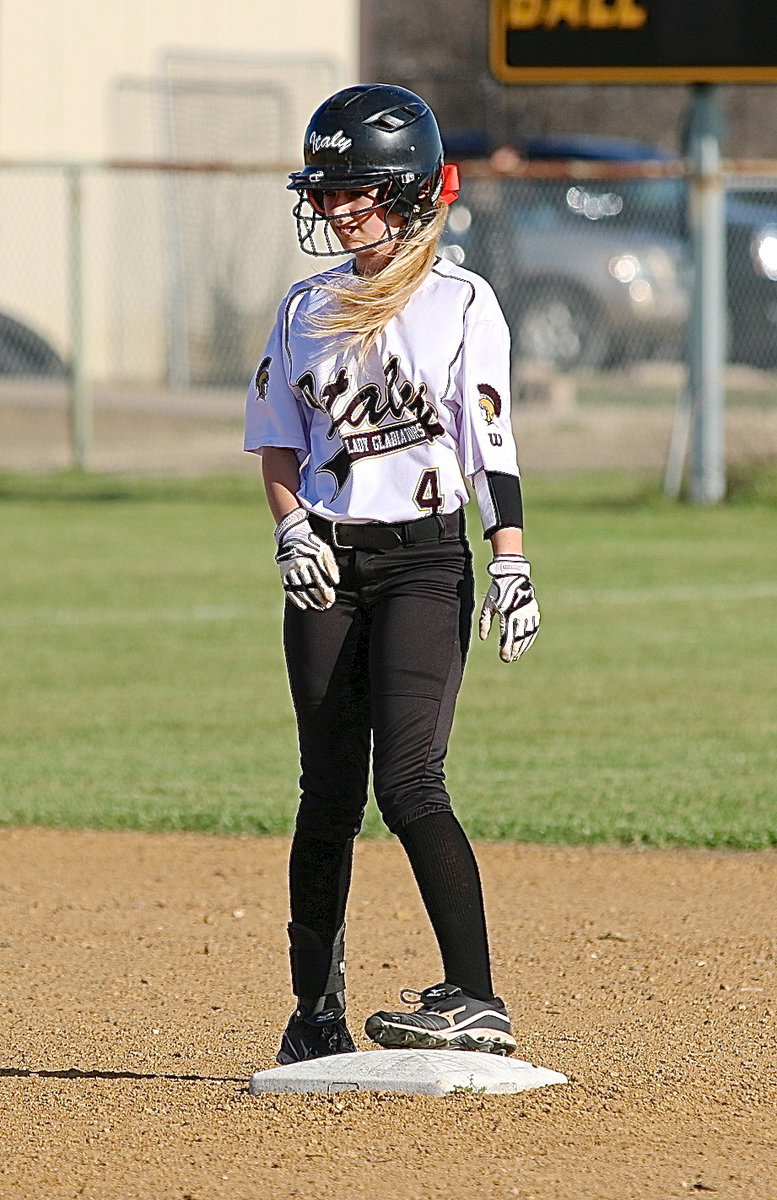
[274,507,340,612]
[478,554,541,663]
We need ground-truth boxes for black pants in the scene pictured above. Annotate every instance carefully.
[282,514,495,1003]
[284,523,474,840]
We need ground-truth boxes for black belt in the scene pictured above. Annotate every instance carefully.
[309,508,464,551]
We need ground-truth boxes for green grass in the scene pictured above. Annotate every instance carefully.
[574,372,777,410]
[1,469,776,847]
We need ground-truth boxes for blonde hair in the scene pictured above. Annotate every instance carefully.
[308,204,449,360]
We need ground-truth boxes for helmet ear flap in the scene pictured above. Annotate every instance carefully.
[390,165,442,219]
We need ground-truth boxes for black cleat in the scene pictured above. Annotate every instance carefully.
[364,983,517,1055]
[276,1007,357,1065]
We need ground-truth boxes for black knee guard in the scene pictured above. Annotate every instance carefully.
[288,921,346,1015]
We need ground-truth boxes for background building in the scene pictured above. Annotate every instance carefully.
[0,0,357,159]
[0,0,358,381]
[360,0,777,157]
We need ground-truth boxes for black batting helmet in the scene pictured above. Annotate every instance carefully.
[288,84,457,256]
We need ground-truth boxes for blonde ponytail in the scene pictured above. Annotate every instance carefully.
[307,205,449,360]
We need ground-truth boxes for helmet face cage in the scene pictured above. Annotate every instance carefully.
[288,84,445,258]
[290,169,441,258]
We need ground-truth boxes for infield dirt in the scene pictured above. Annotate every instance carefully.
[0,829,774,1199]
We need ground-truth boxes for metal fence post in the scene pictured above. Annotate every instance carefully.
[67,164,90,470]
[686,84,727,505]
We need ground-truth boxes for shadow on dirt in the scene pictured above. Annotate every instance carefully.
[0,1065,245,1084]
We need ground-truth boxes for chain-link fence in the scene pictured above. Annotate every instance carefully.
[1,159,776,477]
[443,163,777,378]
[445,166,691,377]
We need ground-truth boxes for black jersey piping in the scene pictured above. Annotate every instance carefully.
[430,264,477,403]
[281,264,353,378]
[282,285,314,379]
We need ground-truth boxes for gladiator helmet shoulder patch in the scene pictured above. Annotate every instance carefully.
[255,356,272,399]
[478,383,502,425]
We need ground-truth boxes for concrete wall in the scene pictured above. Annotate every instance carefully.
[0,1,359,381]
[0,0,358,158]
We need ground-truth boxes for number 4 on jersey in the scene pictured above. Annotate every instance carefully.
[414,468,444,514]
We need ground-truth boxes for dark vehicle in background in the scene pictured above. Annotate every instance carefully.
[0,311,66,377]
[441,132,777,371]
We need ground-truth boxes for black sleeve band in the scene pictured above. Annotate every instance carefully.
[481,471,524,539]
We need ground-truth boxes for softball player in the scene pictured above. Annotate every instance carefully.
[244,84,540,1063]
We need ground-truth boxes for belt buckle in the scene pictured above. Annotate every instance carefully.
[329,521,349,550]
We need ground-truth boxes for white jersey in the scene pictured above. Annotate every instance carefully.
[244,257,521,531]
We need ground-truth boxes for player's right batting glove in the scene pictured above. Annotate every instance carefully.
[274,507,340,611]
[478,554,541,663]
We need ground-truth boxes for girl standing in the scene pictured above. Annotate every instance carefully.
[244,84,540,1063]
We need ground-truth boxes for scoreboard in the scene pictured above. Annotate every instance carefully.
[490,0,777,83]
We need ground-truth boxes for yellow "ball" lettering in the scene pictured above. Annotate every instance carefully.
[507,0,648,30]
[507,0,543,24]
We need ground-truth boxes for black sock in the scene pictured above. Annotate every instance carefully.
[397,810,494,1001]
[288,832,354,943]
